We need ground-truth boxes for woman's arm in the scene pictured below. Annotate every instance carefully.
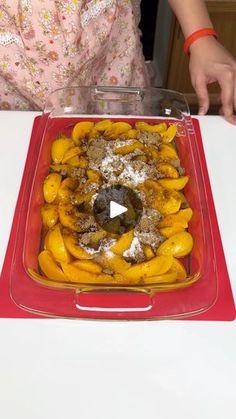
[168,0,213,36]
[168,0,236,124]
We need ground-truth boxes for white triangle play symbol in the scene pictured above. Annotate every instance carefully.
[110,201,128,219]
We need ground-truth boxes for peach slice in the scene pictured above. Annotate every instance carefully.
[38,250,66,281]
[157,232,193,257]
[72,121,94,143]
[124,255,173,281]
[51,138,73,163]
[111,230,134,255]
[43,173,62,203]
[41,204,58,228]
[46,224,71,263]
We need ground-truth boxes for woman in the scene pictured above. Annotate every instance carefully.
[169,0,236,124]
[0,0,235,123]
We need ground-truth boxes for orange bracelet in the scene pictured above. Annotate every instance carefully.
[184,28,218,55]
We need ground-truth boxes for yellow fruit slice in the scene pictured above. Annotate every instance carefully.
[135,121,167,133]
[47,224,71,263]
[145,274,200,290]
[51,138,73,163]
[86,169,101,183]
[57,177,78,202]
[143,146,159,159]
[43,173,62,203]
[143,244,155,259]
[144,178,163,192]
[172,190,187,205]
[88,231,107,245]
[158,144,178,160]
[94,119,113,132]
[72,260,102,274]
[144,179,182,215]
[159,225,185,238]
[72,121,94,143]
[41,204,58,228]
[99,253,131,274]
[61,262,98,283]
[158,213,188,229]
[111,230,134,255]
[158,176,189,191]
[161,124,177,143]
[157,232,193,257]
[72,190,95,206]
[38,250,66,281]
[58,203,88,232]
[63,232,93,259]
[157,162,179,179]
[171,258,187,280]
[58,203,76,230]
[113,141,144,155]
[44,230,50,250]
[104,122,132,139]
[124,255,173,281]
[154,194,182,215]
[122,129,138,139]
[143,271,178,284]
[178,208,193,222]
[67,156,88,168]
[61,146,82,163]
[88,127,99,139]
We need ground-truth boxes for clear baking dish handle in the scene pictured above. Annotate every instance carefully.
[75,288,153,313]
[92,86,144,102]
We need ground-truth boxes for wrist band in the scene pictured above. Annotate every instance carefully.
[183,28,218,55]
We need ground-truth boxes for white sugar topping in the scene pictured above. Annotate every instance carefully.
[93,141,149,186]
[123,237,143,258]
[80,238,116,256]
[118,165,148,185]
[104,249,115,259]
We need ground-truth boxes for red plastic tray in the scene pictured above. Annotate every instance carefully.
[0,116,235,320]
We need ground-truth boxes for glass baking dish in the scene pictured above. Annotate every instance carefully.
[10,87,217,319]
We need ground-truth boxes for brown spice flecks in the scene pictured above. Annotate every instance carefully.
[87,136,162,186]
[69,130,181,261]
[138,131,162,147]
[123,237,145,263]
[70,167,86,179]
[134,208,164,250]
[75,215,98,233]
[86,138,106,165]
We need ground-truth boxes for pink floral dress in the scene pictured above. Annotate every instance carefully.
[0,0,149,110]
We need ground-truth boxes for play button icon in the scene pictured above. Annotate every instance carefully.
[110,201,127,219]
[93,185,143,234]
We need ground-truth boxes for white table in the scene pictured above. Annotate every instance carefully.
[0,112,235,419]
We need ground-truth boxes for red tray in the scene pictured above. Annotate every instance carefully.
[0,116,235,320]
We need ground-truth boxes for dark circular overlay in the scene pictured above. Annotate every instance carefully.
[93,185,143,235]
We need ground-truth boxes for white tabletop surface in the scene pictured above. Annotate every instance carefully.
[0,112,235,419]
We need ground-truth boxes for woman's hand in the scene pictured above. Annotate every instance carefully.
[189,36,236,124]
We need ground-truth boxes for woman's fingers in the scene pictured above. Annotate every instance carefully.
[218,67,236,124]
[193,68,236,124]
[193,78,210,115]
[188,37,236,124]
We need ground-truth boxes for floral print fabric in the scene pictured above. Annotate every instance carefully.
[0,0,149,110]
